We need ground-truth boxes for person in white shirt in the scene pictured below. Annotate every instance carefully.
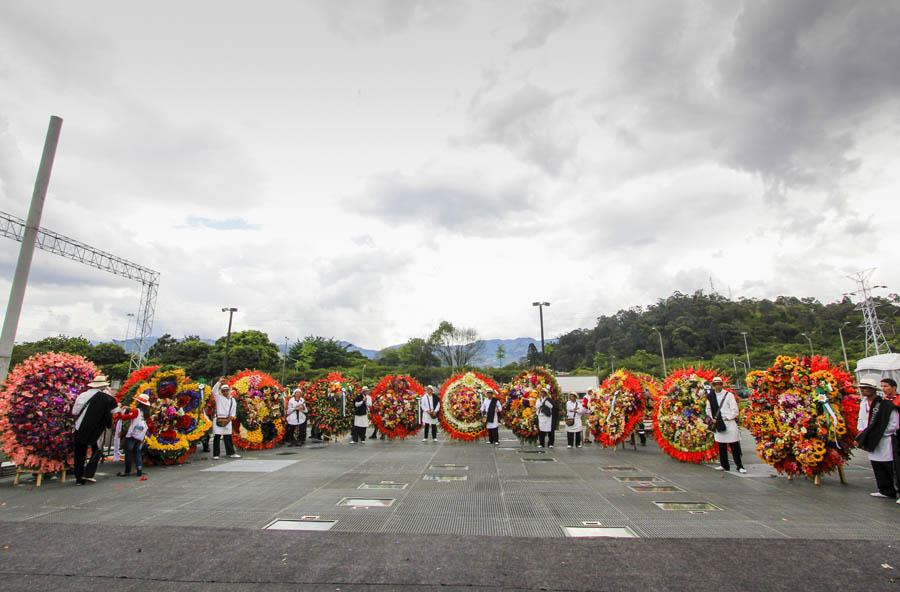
[564,393,585,448]
[420,385,441,442]
[212,378,241,460]
[285,388,308,447]
[704,377,745,473]
[536,387,555,448]
[351,387,372,444]
[480,392,503,445]
[856,379,900,501]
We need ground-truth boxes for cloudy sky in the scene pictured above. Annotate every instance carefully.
[0,0,898,350]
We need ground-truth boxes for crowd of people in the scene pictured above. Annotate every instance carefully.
[64,374,899,506]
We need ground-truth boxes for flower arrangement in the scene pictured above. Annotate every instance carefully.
[439,371,501,441]
[653,367,724,463]
[307,372,360,438]
[744,355,858,478]
[369,375,424,439]
[116,366,211,465]
[501,367,562,442]
[586,369,646,448]
[0,352,99,473]
[227,370,285,450]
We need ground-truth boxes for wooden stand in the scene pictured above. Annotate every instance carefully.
[13,467,67,487]
[813,466,848,487]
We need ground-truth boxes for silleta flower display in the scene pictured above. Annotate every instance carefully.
[307,371,360,438]
[586,369,646,448]
[116,366,211,464]
[438,371,501,441]
[744,355,858,478]
[501,367,562,443]
[227,370,285,450]
[0,352,99,473]
[369,374,424,440]
[653,367,724,463]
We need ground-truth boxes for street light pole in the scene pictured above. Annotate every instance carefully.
[800,332,814,358]
[281,336,289,386]
[838,322,850,370]
[532,301,550,364]
[740,331,751,368]
[652,326,667,376]
[221,307,237,375]
[123,312,135,342]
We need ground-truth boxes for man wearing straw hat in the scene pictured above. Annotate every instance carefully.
[71,374,118,485]
[855,378,899,503]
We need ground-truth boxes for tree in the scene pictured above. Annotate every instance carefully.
[525,343,541,366]
[89,342,129,366]
[428,321,484,370]
[208,330,281,375]
[397,338,439,367]
[290,336,365,370]
[146,334,178,361]
[11,335,94,367]
[495,344,506,366]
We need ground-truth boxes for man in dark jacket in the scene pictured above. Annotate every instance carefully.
[72,375,118,485]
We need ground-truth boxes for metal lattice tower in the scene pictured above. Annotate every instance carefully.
[846,269,891,357]
[0,210,160,370]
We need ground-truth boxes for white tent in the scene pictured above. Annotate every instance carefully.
[855,353,900,385]
[556,376,599,395]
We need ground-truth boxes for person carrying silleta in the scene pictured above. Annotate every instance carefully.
[704,376,745,473]
[212,378,241,460]
[351,387,372,444]
[420,385,441,442]
[285,388,308,447]
[481,391,503,445]
[536,387,555,448]
[856,379,899,503]
[71,374,118,485]
[564,393,585,448]
[116,392,150,478]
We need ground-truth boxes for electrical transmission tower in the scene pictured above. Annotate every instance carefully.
[0,211,160,371]
[846,269,891,357]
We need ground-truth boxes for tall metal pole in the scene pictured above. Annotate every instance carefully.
[123,312,135,342]
[0,116,63,384]
[740,331,751,368]
[801,332,814,357]
[652,326,667,376]
[532,301,550,365]
[838,322,850,370]
[221,307,237,375]
[281,336,288,386]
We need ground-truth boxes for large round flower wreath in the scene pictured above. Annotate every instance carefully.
[0,352,98,473]
[227,370,286,450]
[586,369,646,448]
[369,374,424,440]
[743,355,858,478]
[653,367,725,463]
[439,371,502,441]
[501,367,562,443]
[307,372,360,438]
[116,366,211,465]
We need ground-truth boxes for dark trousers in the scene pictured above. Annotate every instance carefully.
[538,430,555,447]
[487,427,499,444]
[351,425,367,442]
[871,460,898,497]
[73,441,102,482]
[718,441,744,470]
[201,434,210,452]
[287,422,307,445]
[566,431,583,447]
[423,424,438,439]
[213,434,235,457]
[123,437,143,474]
[636,422,647,445]
[370,425,379,438]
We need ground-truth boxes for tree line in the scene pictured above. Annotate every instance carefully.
[10,291,898,387]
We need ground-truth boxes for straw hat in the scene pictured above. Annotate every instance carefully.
[88,374,110,388]
[135,393,151,406]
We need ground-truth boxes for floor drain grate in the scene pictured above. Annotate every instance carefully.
[358,482,408,490]
[518,450,547,454]
[628,485,684,493]
[562,526,638,538]
[600,466,639,471]
[431,464,468,470]
[337,497,396,508]
[522,457,557,462]
[613,476,664,483]
[653,501,720,511]
[423,475,468,482]
[263,519,336,531]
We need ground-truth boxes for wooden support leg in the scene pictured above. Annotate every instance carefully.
[13,470,21,486]
[35,473,42,488]
[814,474,822,486]
[838,465,847,485]
[60,469,67,484]
[787,474,793,481]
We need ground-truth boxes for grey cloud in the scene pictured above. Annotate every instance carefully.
[466,83,578,176]
[318,0,465,40]
[315,250,411,317]
[181,216,261,231]
[352,234,376,248]
[348,172,540,236]
[512,2,569,52]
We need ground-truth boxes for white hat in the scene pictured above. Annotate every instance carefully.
[88,374,110,388]
[855,379,879,391]
[711,376,724,384]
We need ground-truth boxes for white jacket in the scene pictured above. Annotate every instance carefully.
[286,397,308,426]
[353,395,372,428]
[480,398,503,429]
[565,401,584,432]
[420,393,441,425]
[858,398,899,462]
[705,389,740,444]
[536,397,554,432]
[212,381,236,436]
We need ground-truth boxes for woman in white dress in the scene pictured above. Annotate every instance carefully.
[212,378,241,459]
[564,393,585,448]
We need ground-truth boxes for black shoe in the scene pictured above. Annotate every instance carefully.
[380,434,385,440]
[116,472,132,477]
[136,469,142,477]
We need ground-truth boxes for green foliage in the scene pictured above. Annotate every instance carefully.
[12,335,94,367]
[290,336,366,370]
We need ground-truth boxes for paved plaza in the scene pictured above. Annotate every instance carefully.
[0,429,898,590]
